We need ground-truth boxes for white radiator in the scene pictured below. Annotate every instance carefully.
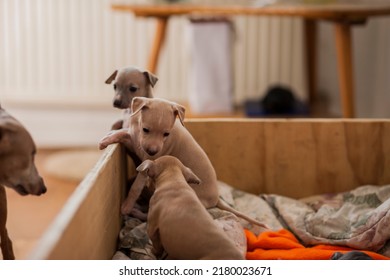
[0,0,306,108]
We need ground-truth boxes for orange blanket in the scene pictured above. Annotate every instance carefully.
[245,229,389,260]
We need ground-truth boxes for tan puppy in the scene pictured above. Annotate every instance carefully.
[105,66,158,129]
[99,97,268,229]
[137,155,245,260]
[0,106,47,259]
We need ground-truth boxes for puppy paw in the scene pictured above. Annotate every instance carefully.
[98,139,110,150]
[98,136,111,150]
[99,130,123,149]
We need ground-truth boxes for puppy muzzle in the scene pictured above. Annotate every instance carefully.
[146,149,158,157]
[113,99,123,108]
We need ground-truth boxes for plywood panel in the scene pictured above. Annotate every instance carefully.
[185,119,390,198]
[28,144,126,260]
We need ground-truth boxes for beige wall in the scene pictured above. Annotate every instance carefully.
[0,0,306,107]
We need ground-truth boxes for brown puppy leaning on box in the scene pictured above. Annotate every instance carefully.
[136,155,245,259]
[0,105,47,260]
[105,66,158,130]
[99,97,269,229]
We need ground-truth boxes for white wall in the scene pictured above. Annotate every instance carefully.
[4,105,122,148]
[0,0,306,107]
[0,0,306,147]
[1,0,389,147]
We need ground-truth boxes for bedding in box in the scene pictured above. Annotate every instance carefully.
[114,181,390,260]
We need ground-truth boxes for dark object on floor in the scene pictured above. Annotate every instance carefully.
[331,251,374,260]
[244,85,309,117]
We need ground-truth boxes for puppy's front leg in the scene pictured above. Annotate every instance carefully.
[121,173,148,215]
[99,128,131,150]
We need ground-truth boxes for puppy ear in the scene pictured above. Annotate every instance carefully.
[131,97,149,116]
[136,159,153,173]
[143,71,158,88]
[136,160,157,178]
[173,103,186,126]
[105,70,118,84]
[182,167,201,185]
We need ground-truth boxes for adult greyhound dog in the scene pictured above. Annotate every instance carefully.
[99,97,268,229]
[0,106,47,259]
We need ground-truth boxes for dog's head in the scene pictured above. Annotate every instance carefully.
[137,156,201,186]
[130,97,185,158]
[0,108,47,196]
[105,67,158,109]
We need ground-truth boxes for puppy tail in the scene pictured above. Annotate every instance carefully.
[216,198,269,229]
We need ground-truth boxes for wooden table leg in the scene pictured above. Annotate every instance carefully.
[147,16,168,74]
[304,19,318,107]
[334,22,355,118]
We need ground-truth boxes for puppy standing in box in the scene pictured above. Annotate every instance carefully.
[136,155,245,259]
[0,105,47,259]
[99,97,269,229]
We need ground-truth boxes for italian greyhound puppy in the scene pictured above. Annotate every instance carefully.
[0,106,47,259]
[137,155,245,259]
[99,97,268,229]
[105,66,158,129]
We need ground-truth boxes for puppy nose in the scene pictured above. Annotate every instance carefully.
[146,149,158,156]
[113,99,122,108]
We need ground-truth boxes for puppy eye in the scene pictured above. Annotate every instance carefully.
[163,132,170,137]
[143,128,150,133]
[113,84,117,90]
[129,86,138,93]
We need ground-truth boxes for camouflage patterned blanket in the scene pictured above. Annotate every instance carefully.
[264,185,390,256]
[113,182,390,259]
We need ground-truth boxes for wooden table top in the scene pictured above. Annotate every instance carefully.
[112,0,390,21]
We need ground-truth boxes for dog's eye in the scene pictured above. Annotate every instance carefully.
[163,132,170,138]
[113,84,117,90]
[129,86,138,93]
[143,128,150,133]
